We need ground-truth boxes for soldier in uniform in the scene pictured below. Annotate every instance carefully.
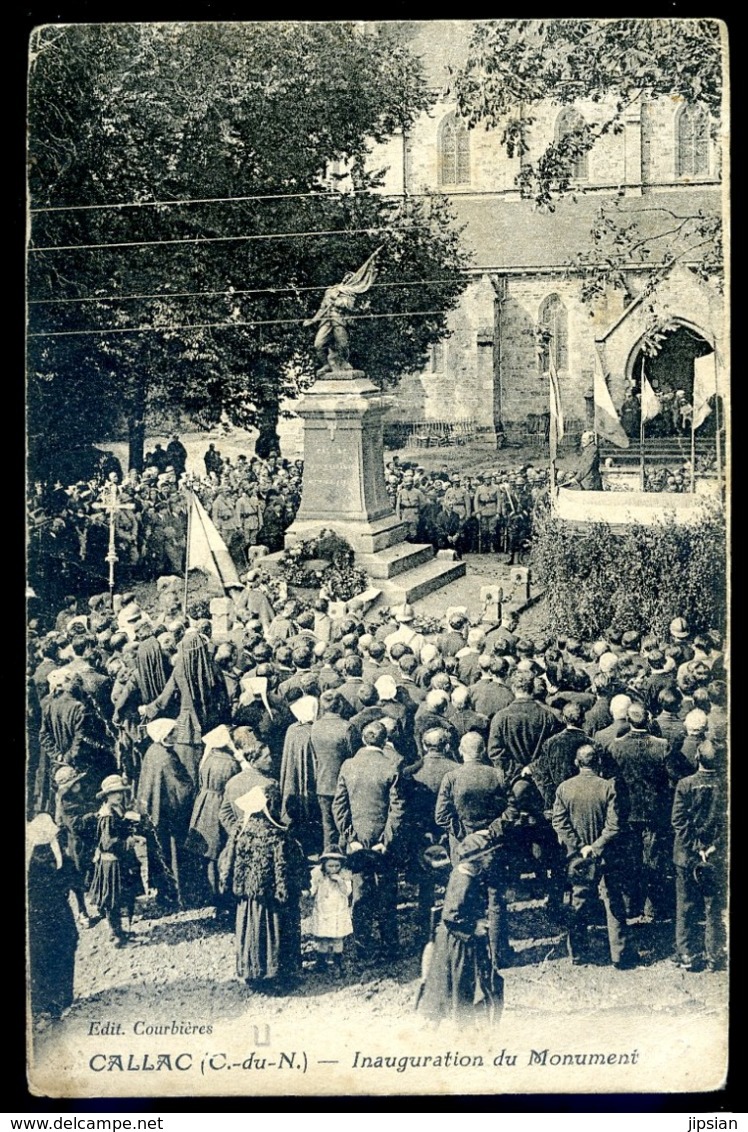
[443,474,472,554]
[473,473,499,553]
[395,472,425,542]
[235,486,265,558]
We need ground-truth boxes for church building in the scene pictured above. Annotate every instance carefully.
[365,21,726,450]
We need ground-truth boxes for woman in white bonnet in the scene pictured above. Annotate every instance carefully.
[27,814,80,1025]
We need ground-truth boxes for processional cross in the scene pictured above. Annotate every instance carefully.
[92,479,135,602]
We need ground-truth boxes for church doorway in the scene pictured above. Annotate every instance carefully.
[621,323,718,439]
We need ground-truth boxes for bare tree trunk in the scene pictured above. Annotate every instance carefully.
[127,376,147,472]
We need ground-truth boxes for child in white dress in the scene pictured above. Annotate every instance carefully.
[309,848,353,974]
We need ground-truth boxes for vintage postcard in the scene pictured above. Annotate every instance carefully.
[26,19,729,1099]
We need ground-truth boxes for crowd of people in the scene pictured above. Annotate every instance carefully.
[27,442,304,615]
[27,555,728,1030]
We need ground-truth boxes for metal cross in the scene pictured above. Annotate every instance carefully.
[92,480,135,601]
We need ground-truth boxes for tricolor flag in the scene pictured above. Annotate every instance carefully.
[186,492,242,591]
[594,348,630,449]
[692,350,718,430]
[548,359,564,447]
[640,367,661,424]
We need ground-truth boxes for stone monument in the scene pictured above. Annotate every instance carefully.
[283,367,409,556]
[279,252,465,604]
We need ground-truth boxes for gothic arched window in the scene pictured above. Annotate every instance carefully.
[538,294,569,372]
[438,112,471,187]
[676,104,710,177]
[555,108,589,181]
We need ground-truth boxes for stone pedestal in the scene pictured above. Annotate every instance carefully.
[284,368,408,555]
[282,366,466,604]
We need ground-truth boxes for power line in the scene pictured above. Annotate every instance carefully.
[28,277,461,307]
[27,308,448,340]
[29,188,376,214]
[31,181,721,216]
[27,185,533,216]
[28,224,423,255]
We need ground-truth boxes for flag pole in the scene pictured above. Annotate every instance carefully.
[714,356,723,491]
[690,365,697,493]
[548,369,557,497]
[183,488,193,618]
[639,356,646,492]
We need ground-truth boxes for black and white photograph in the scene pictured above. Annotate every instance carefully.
[25,19,729,1099]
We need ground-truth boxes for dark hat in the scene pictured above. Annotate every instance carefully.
[319,847,347,864]
[420,843,451,871]
[567,853,598,883]
[457,831,496,864]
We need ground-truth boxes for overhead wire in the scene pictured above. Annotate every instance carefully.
[28,223,426,255]
[27,309,449,340]
[28,277,462,307]
[28,185,541,215]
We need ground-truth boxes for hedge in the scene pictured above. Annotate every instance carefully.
[530,505,727,640]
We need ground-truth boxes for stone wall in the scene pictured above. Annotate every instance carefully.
[392,276,498,430]
[367,90,724,435]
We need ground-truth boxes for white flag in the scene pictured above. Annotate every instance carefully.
[186,492,242,591]
[549,360,564,444]
[641,370,661,424]
[692,351,718,430]
[594,347,630,448]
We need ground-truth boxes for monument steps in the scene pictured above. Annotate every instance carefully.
[377,555,466,605]
[356,541,434,580]
[286,364,466,607]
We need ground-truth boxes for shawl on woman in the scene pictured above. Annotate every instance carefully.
[134,637,168,704]
[232,815,305,904]
[146,630,229,745]
[136,742,194,839]
[178,631,228,732]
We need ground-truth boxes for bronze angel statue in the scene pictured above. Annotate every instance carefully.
[304,246,383,373]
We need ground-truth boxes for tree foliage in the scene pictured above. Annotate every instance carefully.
[531,507,727,640]
[451,19,725,303]
[27,23,471,469]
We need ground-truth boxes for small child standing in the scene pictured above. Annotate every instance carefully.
[309,848,353,974]
[88,774,144,947]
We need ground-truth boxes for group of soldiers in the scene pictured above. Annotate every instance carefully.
[27,444,304,613]
[390,460,546,558]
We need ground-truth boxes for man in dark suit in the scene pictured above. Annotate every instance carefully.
[608,702,672,921]
[413,689,460,760]
[529,701,589,811]
[435,732,519,969]
[310,691,354,851]
[470,655,515,719]
[488,670,562,784]
[552,745,634,968]
[584,673,613,737]
[642,650,676,716]
[336,654,366,714]
[436,732,516,848]
[402,727,459,944]
[446,685,490,742]
[671,740,727,972]
[333,720,405,961]
[455,627,487,686]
